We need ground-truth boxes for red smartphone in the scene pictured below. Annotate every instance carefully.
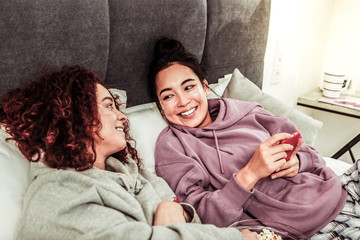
[280,131,301,161]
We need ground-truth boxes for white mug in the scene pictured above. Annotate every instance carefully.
[322,70,351,98]
[344,78,358,94]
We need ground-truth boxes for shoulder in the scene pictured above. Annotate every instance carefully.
[29,168,92,194]
[209,98,268,123]
[28,163,105,197]
[22,169,87,219]
[156,126,184,149]
[157,125,172,139]
[208,97,262,112]
[225,98,278,119]
[222,97,262,109]
[154,128,195,167]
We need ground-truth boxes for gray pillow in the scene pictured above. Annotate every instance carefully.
[222,68,322,146]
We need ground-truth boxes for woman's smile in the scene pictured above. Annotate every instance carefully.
[179,107,197,117]
[115,126,124,132]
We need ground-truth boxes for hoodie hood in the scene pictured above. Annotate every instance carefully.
[169,98,260,173]
[29,157,143,194]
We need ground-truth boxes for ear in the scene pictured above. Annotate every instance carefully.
[203,79,210,97]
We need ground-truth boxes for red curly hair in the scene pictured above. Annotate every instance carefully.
[0,65,141,170]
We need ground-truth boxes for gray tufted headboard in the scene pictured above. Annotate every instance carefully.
[0,0,271,106]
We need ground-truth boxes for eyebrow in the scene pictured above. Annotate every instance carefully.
[159,78,196,96]
[100,96,114,103]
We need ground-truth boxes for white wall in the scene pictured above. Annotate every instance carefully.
[263,0,334,105]
[263,0,360,164]
[323,0,360,90]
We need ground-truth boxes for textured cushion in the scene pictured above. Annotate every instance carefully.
[0,129,30,240]
[0,0,109,100]
[208,75,231,99]
[0,0,271,106]
[223,68,323,146]
[201,0,271,88]
[106,0,206,106]
[124,103,167,173]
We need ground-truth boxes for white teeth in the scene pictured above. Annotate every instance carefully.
[180,107,196,116]
[116,127,124,132]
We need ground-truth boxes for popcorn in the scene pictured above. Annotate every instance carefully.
[257,228,283,240]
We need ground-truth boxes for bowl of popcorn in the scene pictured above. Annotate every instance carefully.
[229,219,308,240]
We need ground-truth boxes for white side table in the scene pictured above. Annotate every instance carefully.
[297,89,360,162]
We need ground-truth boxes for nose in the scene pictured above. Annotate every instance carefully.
[177,93,190,107]
[115,108,127,122]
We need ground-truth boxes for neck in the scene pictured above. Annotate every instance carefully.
[196,111,213,128]
[94,155,106,170]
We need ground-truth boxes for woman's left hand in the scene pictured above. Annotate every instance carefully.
[153,201,189,226]
[270,138,304,179]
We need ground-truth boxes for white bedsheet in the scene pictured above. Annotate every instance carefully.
[324,157,352,176]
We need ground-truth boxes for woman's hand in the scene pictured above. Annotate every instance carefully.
[240,229,258,240]
[153,201,189,226]
[235,133,294,190]
[271,138,303,179]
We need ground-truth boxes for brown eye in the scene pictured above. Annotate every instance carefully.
[185,85,195,91]
[163,94,174,100]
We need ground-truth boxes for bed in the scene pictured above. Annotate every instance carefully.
[0,0,352,239]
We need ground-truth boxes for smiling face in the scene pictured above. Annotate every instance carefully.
[93,84,127,168]
[155,63,212,128]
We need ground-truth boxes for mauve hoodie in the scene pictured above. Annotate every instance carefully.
[155,98,347,237]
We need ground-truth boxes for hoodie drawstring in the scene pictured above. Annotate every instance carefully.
[212,130,224,174]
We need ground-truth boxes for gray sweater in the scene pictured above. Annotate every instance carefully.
[15,157,243,240]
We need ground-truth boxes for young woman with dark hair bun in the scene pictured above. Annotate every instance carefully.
[149,37,360,239]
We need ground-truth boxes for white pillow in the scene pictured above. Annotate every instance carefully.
[109,88,127,111]
[208,75,231,99]
[222,68,323,146]
[323,157,352,176]
[124,103,167,173]
[0,129,30,240]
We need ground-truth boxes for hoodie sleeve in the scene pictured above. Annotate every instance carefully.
[251,107,327,173]
[155,133,253,227]
[140,169,201,224]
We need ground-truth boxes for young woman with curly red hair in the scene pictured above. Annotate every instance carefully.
[0,65,253,240]
[0,65,139,171]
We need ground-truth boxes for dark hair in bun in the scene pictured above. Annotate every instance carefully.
[148,37,208,104]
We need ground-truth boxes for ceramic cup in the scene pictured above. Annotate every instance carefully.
[322,70,351,98]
